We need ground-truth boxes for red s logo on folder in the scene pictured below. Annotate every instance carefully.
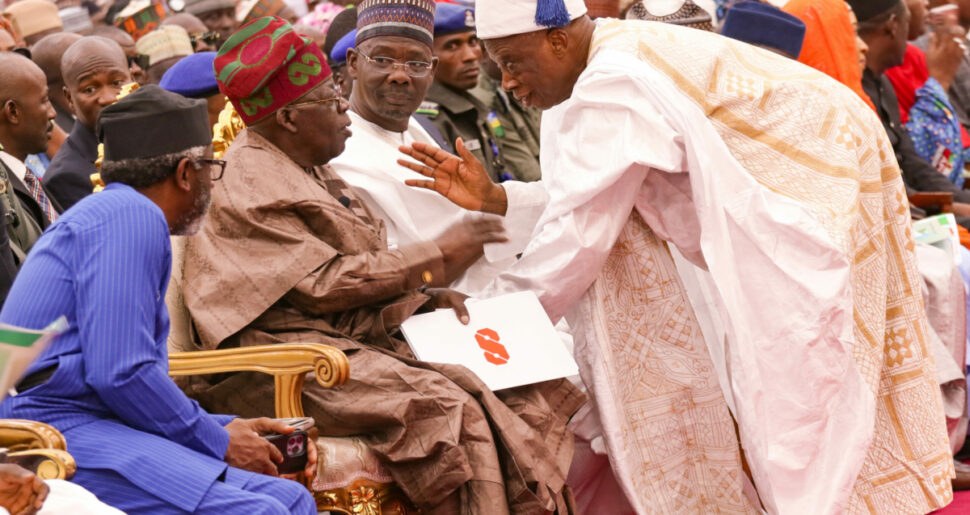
[475,328,509,365]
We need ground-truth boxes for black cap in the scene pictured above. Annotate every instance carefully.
[323,7,357,60]
[97,85,212,162]
[846,0,901,23]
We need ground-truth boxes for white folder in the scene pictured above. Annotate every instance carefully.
[400,291,579,391]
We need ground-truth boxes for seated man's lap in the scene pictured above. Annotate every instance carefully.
[72,466,314,515]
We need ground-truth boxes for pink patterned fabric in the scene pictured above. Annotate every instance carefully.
[297,2,347,33]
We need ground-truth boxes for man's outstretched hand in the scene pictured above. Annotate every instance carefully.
[399,138,509,215]
[0,463,47,515]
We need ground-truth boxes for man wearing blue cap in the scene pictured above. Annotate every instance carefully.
[719,0,806,59]
[159,51,225,129]
[422,3,512,182]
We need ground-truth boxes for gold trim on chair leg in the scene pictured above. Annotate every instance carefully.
[314,479,420,515]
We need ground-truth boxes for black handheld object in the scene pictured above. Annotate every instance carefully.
[264,429,309,474]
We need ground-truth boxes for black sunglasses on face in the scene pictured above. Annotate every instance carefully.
[127,54,151,70]
[190,31,220,46]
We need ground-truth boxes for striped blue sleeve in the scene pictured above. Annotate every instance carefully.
[74,204,230,460]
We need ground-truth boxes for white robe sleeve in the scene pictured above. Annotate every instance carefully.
[483,180,549,262]
[490,52,874,514]
[485,68,687,322]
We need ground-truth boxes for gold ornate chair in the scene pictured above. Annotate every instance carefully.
[0,419,76,480]
[160,102,418,515]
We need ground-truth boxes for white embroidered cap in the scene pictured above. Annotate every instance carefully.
[475,0,587,40]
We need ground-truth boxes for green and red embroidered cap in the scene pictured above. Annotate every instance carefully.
[214,16,332,125]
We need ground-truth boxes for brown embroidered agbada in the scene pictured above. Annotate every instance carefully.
[182,129,584,514]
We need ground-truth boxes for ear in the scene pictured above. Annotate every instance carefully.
[347,48,360,79]
[275,106,299,134]
[175,157,194,192]
[547,28,569,57]
[885,13,900,37]
[430,56,439,73]
[2,100,18,125]
[63,84,76,116]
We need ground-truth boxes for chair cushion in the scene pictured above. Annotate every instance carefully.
[313,436,394,491]
[166,235,201,355]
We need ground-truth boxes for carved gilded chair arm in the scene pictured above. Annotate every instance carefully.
[0,420,67,451]
[6,448,76,480]
[168,343,350,418]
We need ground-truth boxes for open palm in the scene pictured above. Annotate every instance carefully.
[398,138,508,215]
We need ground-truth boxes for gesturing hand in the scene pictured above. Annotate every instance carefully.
[0,463,47,515]
[398,138,510,215]
[224,418,292,476]
[927,28,966,91]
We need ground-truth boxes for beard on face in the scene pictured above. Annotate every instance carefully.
[172,178,212,236]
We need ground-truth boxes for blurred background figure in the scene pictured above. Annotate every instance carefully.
[159,51,224,129]
[135,25,192,84]
[182,0,237,47]
[4,0,63,45]
[719,0,806,59]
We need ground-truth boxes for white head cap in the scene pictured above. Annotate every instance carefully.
[475,0,587,40]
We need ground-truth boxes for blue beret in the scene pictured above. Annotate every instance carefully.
[331,29,356,64]
[434,2,475,36]
[159,52,221,99]
[720,1,806,59]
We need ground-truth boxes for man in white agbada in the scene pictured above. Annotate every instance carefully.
[398,0,955,513]
[328,10,548,297]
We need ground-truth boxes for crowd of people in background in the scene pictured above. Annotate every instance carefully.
[0,0,969,513]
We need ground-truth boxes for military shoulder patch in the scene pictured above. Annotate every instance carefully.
[416,101,440,117]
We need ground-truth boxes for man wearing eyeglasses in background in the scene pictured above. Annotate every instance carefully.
[182,0,239,48]
[162,13,220,53]
[330,1,550,297]
[183,14,583,514]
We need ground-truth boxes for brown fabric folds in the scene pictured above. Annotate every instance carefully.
[182,129,585,513]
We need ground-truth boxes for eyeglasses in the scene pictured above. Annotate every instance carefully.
[127,54,150,70]
[355,50,435,77]
[289,84,343,111]
[190,31,220,47]
[195,158,226,181]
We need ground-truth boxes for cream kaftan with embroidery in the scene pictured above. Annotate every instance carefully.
[487,20,953,514]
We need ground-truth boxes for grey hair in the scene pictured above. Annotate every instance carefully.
[100,146,208,189]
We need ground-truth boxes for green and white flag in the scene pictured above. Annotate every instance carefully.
[0,317,67,401]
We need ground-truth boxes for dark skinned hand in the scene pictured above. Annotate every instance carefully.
[0,463,47,515]
[398,138,510,215]
[224,418,293,476]
[433,217,508,284]
[426,288,471,324]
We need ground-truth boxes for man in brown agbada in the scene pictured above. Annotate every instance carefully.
[181,14,584,515]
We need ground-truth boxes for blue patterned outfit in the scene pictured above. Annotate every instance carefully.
[906,77,970,187]
[0,183,315,514]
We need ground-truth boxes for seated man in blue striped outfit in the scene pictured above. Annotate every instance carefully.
[0,85,317,514]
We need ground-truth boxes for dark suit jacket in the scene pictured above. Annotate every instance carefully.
[44,123,98,210]
[861,68,970,203]
[0,158,60,306]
